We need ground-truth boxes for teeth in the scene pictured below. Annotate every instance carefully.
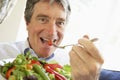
[43,38,49,41]
[40,37,57,44]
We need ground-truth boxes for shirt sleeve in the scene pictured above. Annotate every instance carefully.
[0,42,21,60]
[99,69,120,80]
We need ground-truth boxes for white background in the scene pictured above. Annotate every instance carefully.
[1,0,120,70]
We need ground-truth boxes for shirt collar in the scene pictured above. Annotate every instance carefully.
[24,40,54,61]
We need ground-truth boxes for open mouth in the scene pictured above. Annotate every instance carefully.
[40,37,48,43]
[40,37,57,46]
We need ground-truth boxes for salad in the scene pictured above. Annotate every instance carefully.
[0,51,72,80]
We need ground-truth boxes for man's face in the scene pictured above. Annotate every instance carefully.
[26,1,67,58]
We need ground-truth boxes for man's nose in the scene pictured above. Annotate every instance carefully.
[47,21,57,35]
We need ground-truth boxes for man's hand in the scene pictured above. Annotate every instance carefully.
[69,35,104,80]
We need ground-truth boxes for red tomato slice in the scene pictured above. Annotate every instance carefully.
[48,40,53,46]
[44,63,62,70]
[30,60,41,65]
[6,66,15,79]
[44,66,67,80]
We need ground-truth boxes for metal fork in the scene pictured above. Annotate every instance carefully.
[53,38,98,49]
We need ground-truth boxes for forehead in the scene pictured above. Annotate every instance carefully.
[32,1,67,19]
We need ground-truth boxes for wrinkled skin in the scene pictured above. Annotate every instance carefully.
[26,1,67,58]
[69,35,104,80]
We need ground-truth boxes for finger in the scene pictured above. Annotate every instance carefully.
[72,46,100,75]
[69,50,89,77]
[83,35,89,39]
[78,38,104,64]
[72,45,96,66]
[69,50,95,80]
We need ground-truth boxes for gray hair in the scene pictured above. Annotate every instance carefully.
[24,0,71,23]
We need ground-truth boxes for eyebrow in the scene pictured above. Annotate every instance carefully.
[36,14,49,18]
[57,18,65,22]
[36,14,66,21]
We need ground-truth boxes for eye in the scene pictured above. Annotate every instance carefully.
[38,17,49,24]
[56,20,65,28]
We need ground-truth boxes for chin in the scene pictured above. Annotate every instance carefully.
[38,52,52,58]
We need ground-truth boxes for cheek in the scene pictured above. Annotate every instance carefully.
[58,30,64,40]
[60,28,65,37]
[27,25,41,35]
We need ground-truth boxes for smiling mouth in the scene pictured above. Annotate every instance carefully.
[40,37,48,43]
[40,37,57,45]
